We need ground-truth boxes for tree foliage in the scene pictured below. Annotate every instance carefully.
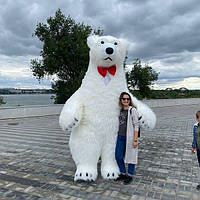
[31,9,102,103]
[126,59,159,98]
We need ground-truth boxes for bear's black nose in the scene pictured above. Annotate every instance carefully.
[106,47,114,55]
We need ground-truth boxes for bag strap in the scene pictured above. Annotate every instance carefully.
[130,107,134,124]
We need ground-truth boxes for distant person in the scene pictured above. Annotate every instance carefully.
[191,111,200,190]
[115,92,139,184]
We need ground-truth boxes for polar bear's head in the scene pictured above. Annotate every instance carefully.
[87,35,128,67]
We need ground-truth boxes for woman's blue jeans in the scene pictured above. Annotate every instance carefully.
[115,135,135,176]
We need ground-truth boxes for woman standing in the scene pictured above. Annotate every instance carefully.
[115,92,139,184]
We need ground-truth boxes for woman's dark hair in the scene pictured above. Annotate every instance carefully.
[118,92,136,108]
[196,111,200,119]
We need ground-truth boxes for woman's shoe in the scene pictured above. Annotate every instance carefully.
[123,175,133,185]
[115,174,127,181]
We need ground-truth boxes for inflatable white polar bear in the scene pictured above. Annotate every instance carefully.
[59,35,156,181]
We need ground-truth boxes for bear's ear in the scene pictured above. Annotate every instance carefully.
[119,38,128,50]
[87,35,99,48]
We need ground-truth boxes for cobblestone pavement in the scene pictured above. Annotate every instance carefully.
[0,104,200,200]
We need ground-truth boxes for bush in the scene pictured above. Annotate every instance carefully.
[0,96,6,105]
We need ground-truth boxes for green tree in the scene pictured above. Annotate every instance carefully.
[31,9,103,103]
[126,59,159,98]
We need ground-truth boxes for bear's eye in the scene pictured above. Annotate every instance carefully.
[114,42,118,45]
[101,41,104,44]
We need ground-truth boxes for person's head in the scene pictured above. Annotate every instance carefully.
[196,111,200,122]
[119,92,136,109]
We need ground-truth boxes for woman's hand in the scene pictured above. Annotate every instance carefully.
[191,148,197,154]
[132,140,138,148]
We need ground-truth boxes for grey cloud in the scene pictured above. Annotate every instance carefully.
[157,78,184,84]
[0,0,81,56]
[1,0,200,88]
[160,54,193,65]
[153,61,200,81]
[159,73,200,80]
[80,0,200,64]
[0,1,42,56]
[1,0,200,58]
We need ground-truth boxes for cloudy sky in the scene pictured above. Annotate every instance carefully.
[0,0,200,89]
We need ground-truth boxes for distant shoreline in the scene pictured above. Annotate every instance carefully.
[0,88,53,95]
[0,93,54,95]
[0,94,55,107]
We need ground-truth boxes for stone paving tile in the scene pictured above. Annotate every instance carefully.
[0,104,200,199]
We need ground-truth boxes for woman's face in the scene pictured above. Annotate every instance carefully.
[121,94,130,107]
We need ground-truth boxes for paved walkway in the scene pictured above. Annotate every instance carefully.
[0,105,62,120]
[0,103,200,199]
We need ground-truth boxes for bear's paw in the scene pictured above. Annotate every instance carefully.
[74,165,97,182]
[101,165,120,180]
[60,116,79,133]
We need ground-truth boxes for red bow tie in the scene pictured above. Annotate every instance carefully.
[97,65,116,77]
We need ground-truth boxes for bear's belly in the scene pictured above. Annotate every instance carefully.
[76,81,124,136]
[75,98,119,138]
[81,104,119,128]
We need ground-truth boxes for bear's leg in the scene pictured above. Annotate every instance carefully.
[69,133,101,182]
[101,134,120,180]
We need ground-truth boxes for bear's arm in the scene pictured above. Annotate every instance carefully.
[59,91,83,132]
[130,94,156,130]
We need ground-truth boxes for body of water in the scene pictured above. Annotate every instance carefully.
[0,94,55,107]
